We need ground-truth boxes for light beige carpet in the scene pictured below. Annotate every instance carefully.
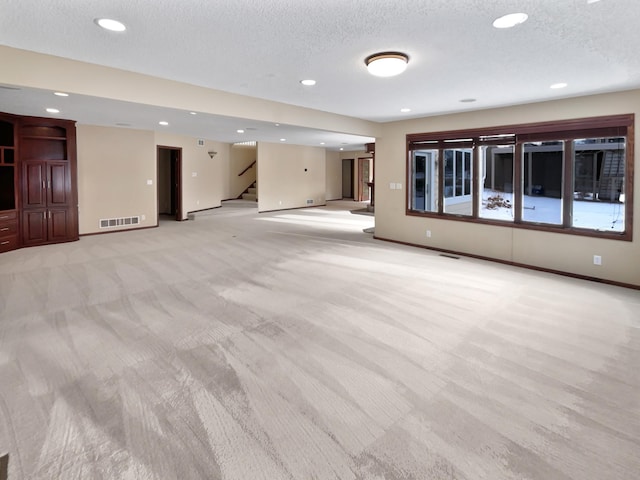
[0,200,638,479]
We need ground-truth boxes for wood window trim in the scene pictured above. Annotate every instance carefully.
[406,114,634,242]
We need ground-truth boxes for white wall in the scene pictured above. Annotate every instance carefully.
[257,143,326,212]
[375,89,640,286]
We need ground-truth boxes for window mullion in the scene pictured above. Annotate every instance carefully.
[563,140,574,228]
[472,146,479,218]
[438,148,444,214]
[514,143,523,223]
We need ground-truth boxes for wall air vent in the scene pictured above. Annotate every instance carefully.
[99,216,140,229]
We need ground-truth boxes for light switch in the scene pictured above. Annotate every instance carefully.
[192,172,197,177]
[389,182,396,190]
[396,183,403,190]
[146,179,153,185]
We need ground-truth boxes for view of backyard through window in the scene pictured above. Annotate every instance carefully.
[408,116,630,237]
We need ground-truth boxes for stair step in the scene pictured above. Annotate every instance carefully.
[242,193,257,201]
[248,187,257,194]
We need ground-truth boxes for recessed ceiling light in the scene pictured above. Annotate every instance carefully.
[587,0,601,3]
[159,121,169,126]
[550,82,568,89]
[493,13,528,29]
[460,98,477,103]
[400,108,411,113]
[237,129,245,133]
[54,92,69,97]
[320,142,325,145]
[365,52,409,77]
[94,18,127,32]
[46,108,60,113]
[300,79,316,86]
[339,148,344,151]
[189,111,197,115]
[280,138,286,142]
[275,123,280,127]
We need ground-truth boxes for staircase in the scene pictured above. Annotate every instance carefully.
[241,182,257,201]
[598,150,624,201]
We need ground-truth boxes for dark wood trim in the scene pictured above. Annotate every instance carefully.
[625,122,634,244]
[373,235,640,291]
[258,204,326,214]
[408,114,634,146]
[187,206,222,214]
[0,452,7,480]
[405,113,633,242]
[80,224,159,237]
[405,209,630,241]
[562,140,573,228]
[156,145,183,221]
[238,160,256,176]
[472,146,479,218]
[437,149,444,214]
[513,143,523,223]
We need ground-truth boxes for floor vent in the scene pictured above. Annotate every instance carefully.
[99,216,140,229]
[439,253,460,260]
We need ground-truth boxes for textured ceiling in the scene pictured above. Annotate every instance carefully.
[1,0,640,147]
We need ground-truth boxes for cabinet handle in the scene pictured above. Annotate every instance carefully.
[48,210,52,219]
[0,227,8,231]
[42,181,46,190]
[1,241,9,245]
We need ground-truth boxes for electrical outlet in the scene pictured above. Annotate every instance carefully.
[593,255,602,266]
[426,229,432,238]
[141,214,146,221]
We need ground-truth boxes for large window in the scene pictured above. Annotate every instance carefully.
[407,115,633,240]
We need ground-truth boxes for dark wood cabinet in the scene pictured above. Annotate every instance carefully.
[0,115,18,252]
[0,112,78,252]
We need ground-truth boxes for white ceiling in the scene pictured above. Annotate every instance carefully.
[1,0,640,149]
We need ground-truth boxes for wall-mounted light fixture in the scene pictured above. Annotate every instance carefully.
[365,52,409,77]
[208,151,218,158]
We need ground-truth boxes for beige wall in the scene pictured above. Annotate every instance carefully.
[375,89,640,286]
[325,151,342,200]
[77,125,157,234]
[154,132,227,218]
[1,46,379,139]
[228,145,257,200]
[257,143,326,212]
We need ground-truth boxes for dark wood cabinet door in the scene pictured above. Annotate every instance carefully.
[22,161,46,208]
[48,161,71,207]
[48,208,70,241]
[22,209,47,245]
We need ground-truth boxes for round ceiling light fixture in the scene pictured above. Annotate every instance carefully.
[365,52,409,77]
[492,13,528,29]
[94,18,127,32]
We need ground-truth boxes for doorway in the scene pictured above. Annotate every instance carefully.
[342,159,354,199]
[157,146,182,221]
[357,157,373,202]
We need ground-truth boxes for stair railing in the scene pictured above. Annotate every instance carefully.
[238,160,256,176]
